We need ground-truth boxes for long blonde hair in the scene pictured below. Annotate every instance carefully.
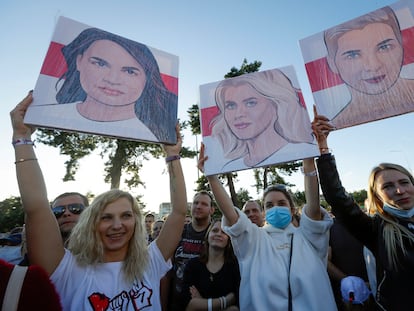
[368,163,414,270]
[210,69,314,159]
[68,189,149,283]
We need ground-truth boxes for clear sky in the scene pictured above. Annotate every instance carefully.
[1,0,413,214]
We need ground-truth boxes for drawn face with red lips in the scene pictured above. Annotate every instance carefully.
[332,23,403,95]
[76,39,147,107]
[223,83,276,141]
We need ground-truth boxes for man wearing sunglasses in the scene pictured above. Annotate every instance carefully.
[20,192,89,266]
[51,192,89,244]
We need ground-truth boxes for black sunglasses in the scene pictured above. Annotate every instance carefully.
[52,203,85,218]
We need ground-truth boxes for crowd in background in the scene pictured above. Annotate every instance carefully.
[2,82,414,310]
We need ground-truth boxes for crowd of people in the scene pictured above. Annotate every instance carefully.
[2,91,413,311]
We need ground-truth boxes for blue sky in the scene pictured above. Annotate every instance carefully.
[1,0,412,213]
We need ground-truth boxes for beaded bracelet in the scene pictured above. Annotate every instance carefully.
[12,138,34,147]
[165,155,181,163]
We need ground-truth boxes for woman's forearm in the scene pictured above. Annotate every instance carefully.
[303,158,321,220]
[207,175,238,226]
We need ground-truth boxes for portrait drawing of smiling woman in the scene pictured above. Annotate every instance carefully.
[201,67,318,175]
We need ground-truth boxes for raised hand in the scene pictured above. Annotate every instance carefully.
[311,105,335,152]
[197,142,208,173]
[163,123,182,156]
[10,91,36,139]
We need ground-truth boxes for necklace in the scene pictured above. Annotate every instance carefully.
[209,273,214,282]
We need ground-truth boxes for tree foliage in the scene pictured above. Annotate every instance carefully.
[36,119,196,195]
[352,189,368,205]
[236,188,253,210]
[225,59,262,78]
[186,104,201,135]
[0,197,24,232]
[292,190,306,208]
[252,163,302,195]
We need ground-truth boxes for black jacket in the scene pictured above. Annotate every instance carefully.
[317,153,414,311]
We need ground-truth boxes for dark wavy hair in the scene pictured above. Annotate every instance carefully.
[55,27,177,142]
[198,219,237,264]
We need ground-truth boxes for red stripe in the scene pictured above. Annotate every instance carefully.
[402,27,414,65]
[40,42,67,77]
[161,74,178,95]
[305,57,344,92]
[201,106,219,137]
[305,26,414,92]
[39,41,179,95]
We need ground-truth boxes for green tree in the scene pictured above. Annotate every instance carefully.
[292,190,306,208]
[351,189,368,206]
[36,120,196,197]
[236,188,253,210]
[186,104,201,135]
[0,196,24,232]
[252,164,302,194]
[224,59,262,78]
[195,175,209,193]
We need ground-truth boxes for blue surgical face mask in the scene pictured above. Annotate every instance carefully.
[265,206,292,229]
[383,203,414,220]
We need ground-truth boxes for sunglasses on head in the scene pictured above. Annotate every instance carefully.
[264,184,287,192]
[52,203,85,218]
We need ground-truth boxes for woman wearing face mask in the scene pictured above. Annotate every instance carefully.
[313,110,414,311]
[197,143,336,311]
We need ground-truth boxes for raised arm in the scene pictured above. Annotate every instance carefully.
[312,107,375,249]
[311,105,355,211]
[198,143,238,226]
[11,92,64,275]
[303,157,321,220]
[311,105,334,156]
[156,124,187,260]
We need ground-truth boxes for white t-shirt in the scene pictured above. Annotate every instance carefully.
[51,242,171,311]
